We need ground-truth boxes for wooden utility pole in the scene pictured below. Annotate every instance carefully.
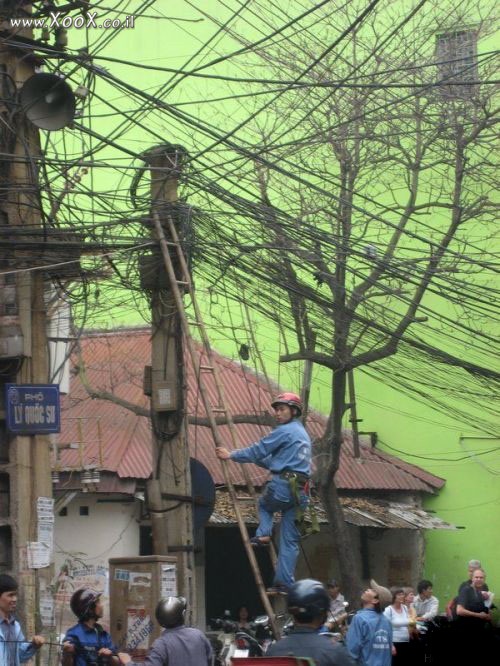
[142,144,195,615]
[0,9,53,639]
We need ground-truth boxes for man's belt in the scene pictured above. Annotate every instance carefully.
[279,471,310,485]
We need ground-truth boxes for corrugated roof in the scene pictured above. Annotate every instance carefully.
[56,327,445,494]
[211,492,456,530]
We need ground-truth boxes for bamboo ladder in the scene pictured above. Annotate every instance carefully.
[153,212,280,637]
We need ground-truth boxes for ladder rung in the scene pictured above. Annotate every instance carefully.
[212,407,227,413]
[199,365,214,371]
[266,588,288,596]
[235,496,254,501]
[176,280,190,285]
[187,320,202,326]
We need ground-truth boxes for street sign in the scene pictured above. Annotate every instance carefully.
[5,384,60,434]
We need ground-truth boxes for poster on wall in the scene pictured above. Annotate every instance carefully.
[160,565,177,598]
[126,607,154,658]
[53,560,109,638]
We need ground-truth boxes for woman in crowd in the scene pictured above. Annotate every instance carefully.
[235,605,252,631]
[384,589,411,665]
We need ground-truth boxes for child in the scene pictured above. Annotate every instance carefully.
[62,588,126,666]
[0,573,45,663]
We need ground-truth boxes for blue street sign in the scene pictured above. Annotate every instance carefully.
[5,384,60,434]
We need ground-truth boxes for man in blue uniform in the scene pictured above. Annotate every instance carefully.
[345,588,393,666]
[62,589,126,666]
[216,392,311,592]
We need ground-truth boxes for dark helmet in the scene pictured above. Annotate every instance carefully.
[155,596,187,628]
[271,392,303,416]
[70,588,101,621]
[287,579,330,622]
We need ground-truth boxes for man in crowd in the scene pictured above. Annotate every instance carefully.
[267,579,355,666]
[456,569,494,660]
[325,579,347,632]
[216,392,311,593]
[458,559,489,595]
[63,588,126,666]
[345,587,392,666]
[0,574,45,664]
[413,580,439,622]
[327,580,346,616]
[121,597,213,666]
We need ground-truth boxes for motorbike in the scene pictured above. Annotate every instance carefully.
[209,612,240,665]
[234,614,275,657]
[210,612,284,661]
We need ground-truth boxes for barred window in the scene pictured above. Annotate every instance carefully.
[436,30,478,98]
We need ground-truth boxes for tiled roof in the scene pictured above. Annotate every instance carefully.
[56,327,445,494]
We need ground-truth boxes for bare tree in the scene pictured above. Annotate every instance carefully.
[189,0,499,600]
[41,0,498,604]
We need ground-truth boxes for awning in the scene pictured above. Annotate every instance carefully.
[339,498,457,530]
[211,491,457,530]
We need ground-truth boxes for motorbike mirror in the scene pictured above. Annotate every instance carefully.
[253,615,269,625]
[343,601,349,608]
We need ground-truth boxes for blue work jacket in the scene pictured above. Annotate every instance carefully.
[64,622,115,666]
[345,608,393,666]
[230,418,311,475]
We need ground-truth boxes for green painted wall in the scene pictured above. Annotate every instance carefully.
[46,1,498,614]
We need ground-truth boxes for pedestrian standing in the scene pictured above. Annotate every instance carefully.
[345,587,393,666]
[0,574,45,665]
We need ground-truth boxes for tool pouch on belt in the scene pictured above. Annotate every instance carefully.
[287,474,320,538]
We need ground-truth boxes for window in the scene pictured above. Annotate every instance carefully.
[79,506,89,516]
[59,507,68,517]
[436,30,478,99]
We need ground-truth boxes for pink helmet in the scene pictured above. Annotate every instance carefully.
[271,392,303,416]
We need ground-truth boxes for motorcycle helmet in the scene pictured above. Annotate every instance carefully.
[155,596,187,628]
[287,579,330,622]
[70,588,101,621]
[271,392,303,416]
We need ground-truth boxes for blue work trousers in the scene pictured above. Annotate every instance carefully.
[256,477,309,587]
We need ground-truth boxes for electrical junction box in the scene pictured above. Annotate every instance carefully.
[109,556,178,660]
[0,326,23,359]
[152,380,178,412]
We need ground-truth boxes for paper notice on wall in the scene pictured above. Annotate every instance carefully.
[126,608,154,651]
[27,542,51,568]
[129,572,152,588]
[37,521,54,552]
[114,568,130,582]
[39,591,55,627]
[160,565,177,598]
[37,497,55,522]
[37,497,54,557]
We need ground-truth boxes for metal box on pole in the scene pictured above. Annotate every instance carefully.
[109,555,178,660]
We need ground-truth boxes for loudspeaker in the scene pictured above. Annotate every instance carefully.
[20,73,76,130]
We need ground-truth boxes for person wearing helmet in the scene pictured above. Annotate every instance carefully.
[0,574,45,664]
[266,579,355,665]
[62,589,127,666]
[345,588,393,666]
[120,596,213,666]
[216,392,312,593]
